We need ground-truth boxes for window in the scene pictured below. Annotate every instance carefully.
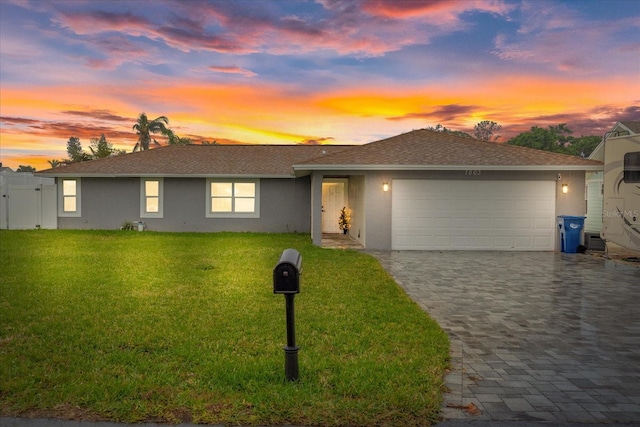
[59,178,81,217]
[140,178,163,218]
[207,179,259,218]
[623,152,640,183]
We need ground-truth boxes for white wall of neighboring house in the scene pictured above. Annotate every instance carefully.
[585,172,604,233]
[0,169,57,229]
[586,137,606,234]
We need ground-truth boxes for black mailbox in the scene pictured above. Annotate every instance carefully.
[273,248,302,294]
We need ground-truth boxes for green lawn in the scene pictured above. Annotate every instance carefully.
[0,230,449,426]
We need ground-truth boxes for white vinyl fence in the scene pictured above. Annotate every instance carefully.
[0,170,57,229]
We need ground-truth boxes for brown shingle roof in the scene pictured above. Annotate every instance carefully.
[296,129,603,170]
[620,121,640,134]
[38,144,352,177]
[38,129,603,178]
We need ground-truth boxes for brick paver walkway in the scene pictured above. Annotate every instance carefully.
[371,251,640,424]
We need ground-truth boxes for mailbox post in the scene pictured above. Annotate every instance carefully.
[273,248,302,381]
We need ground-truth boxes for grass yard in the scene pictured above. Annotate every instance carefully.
[0,230,449,426]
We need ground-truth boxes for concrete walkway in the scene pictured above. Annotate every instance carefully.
[370,250,640,424]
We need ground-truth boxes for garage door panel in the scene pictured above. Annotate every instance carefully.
[513,200,534,210]
[535,236,553,247]
[414,236,434,246]
[394,217,413,228]
[453,217,473,229]
[452,199,470,211]
[394,235,414,247]
[535,218,553,229]
[433,217,451,228]
[517,218,533,228]
[415,209,435,219]
[412,199,430,210]
[434,199,453,209]
[474,200,495,211]
[514,236,533,248]
[494,217,513,228]
[453,228,472,237]
[475,218,493,228]
[454,236,473,246]
[392,180,556,250]
[492,200,512,211]
[493,236,512,247]
[413,217,432,228]
[532,199,554,211]
[432,236,452,246]
[473,236,493,246]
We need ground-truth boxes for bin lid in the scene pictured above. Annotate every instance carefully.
[557,215,586,219]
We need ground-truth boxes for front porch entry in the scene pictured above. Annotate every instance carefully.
[321,178,348,234]
[321,233,364,250]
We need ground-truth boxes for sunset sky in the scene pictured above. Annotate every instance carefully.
[1,0,639,171]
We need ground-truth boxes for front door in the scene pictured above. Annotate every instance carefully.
[322,181,346,233]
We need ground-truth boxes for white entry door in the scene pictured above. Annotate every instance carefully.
[392,180,556,250]
[322,180,346,233]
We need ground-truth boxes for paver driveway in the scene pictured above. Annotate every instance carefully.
[371,251,640,424]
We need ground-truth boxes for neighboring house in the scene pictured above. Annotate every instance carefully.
[586,141,604,236]
[0,166,56,229]
[598,121,640,252]
[37,129,603,251]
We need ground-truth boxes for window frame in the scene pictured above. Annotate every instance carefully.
[206,178,260,218]
[58,178,81,217]
[623,151,640,183]
[140,178,164,218]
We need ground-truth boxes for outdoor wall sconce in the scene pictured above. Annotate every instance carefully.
[562,183,568,194]
[383,182,389,192]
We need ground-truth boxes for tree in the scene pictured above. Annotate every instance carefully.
[507,124,573,153]
[506,124,600,157]
[474,120,502,142]
[165,129,192,145]
[132,113,169,152]
[564,135,601,157]
[338,207,351,233]
[89,134,125,159]
[427,124,449,132]
[66,137,91,163]
[426,124,472,138]
[47,160,62,168]
[16,165,36,172]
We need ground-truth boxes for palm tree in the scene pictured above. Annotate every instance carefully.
[132,113,169,152]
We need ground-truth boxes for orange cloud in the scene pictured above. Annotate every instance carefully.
[360,0,513,20]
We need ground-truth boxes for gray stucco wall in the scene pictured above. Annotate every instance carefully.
[58,176,311,233]
[58,177,139,230]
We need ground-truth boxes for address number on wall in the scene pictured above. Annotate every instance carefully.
[465,170,481,176]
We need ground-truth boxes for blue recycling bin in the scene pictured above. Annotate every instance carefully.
[557,216,585,253]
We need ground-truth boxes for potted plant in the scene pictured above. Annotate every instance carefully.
[338,206,351,234]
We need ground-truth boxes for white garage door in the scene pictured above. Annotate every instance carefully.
[392,180,556,250]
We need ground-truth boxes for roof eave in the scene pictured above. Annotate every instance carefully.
[293,164,603,172]
[36,173,297,179]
